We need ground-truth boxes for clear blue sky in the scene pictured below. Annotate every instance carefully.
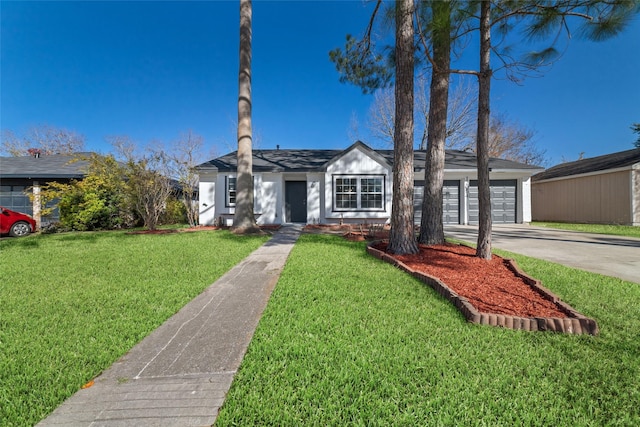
[2,1,639,166]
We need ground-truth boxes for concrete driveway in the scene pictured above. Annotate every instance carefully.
[444,224,640,284]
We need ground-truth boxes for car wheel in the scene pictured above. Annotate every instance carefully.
[9,221,32,237]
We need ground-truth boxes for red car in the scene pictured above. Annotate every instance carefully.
[0,207,37,237]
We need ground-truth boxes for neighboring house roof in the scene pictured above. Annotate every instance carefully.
[0,153,94,179]
[532,148,640,182]
[197,141,543,173]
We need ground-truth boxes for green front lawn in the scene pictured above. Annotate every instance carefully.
[217,234,640,426]
[3,230,639,426]
[0,230,269,427]
[533,222,640,239]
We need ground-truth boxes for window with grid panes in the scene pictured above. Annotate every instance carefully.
[333,176,384,211]
[226,177,236,206]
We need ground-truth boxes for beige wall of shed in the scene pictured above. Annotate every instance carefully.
[532,170,632,224]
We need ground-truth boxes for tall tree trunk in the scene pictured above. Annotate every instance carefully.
[418,0,450,246]
[388,0,418,255]
[476,0,492,259]
[233,0,260,233]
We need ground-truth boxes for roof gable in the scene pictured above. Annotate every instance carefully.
[533,148,640,182]
[323,140,392,172]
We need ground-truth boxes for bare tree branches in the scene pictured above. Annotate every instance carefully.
[125,153,174,231]
[2,125,85,156]
[486,115,546,165]
[368,87,396,145]
[367,77,477,150]
[107,135,174,231]
[167,130,204,227]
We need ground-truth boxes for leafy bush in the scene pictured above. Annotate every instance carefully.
[35,150,189,231]
[36,154,136,231]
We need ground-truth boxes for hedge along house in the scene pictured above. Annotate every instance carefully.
[0,153,91,228]
[197,141,543,227]
[532,148,640,226]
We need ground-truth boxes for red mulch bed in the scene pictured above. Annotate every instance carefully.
[372,241,567,318]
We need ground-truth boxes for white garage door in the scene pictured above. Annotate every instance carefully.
[469,179,517,224]
[414,180,460,225]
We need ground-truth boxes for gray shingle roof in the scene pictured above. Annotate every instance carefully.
[0,153,93,179]
[197,142,543,173]
[532,148,640,182]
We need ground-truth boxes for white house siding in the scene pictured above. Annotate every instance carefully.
[198,172,281,226]
[307,173,322,224]
[196,146,539,227]
[323,146,392,223]
[198,172,217,226]
[256,174,281,225]
[521,177,533,223]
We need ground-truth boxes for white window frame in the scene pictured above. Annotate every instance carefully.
[225,176,237,207]
[333,175,385,212]
[225,175,259,210]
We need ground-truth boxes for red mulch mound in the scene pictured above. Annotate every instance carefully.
[372,241,567,318]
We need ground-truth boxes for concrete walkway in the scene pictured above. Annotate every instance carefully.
[445,224,640,284]
[37,225,303,427]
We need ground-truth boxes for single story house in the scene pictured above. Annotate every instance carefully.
[532,148,640,225]
[197,141,543,227]
[0,153,91,227]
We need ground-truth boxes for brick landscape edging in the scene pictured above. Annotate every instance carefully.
[366,243,599,336]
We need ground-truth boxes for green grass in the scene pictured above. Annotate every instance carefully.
[533,221,640,239]
[216,234,640,426]
[0,230,269,427]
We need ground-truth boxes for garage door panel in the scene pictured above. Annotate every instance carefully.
[0,185,32,215]
[414,180,460,225]
[469,180,517,225]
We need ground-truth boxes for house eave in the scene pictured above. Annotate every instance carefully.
[414,168,543,175]
[488,168,545,175]
[0,174,85,179]
[533,164,636,184]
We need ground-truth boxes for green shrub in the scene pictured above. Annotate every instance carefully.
[37,155,136,231]
[161,196,188,225]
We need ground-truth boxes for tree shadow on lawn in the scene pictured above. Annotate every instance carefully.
[1,231,101,249]
[0,235,41,249]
